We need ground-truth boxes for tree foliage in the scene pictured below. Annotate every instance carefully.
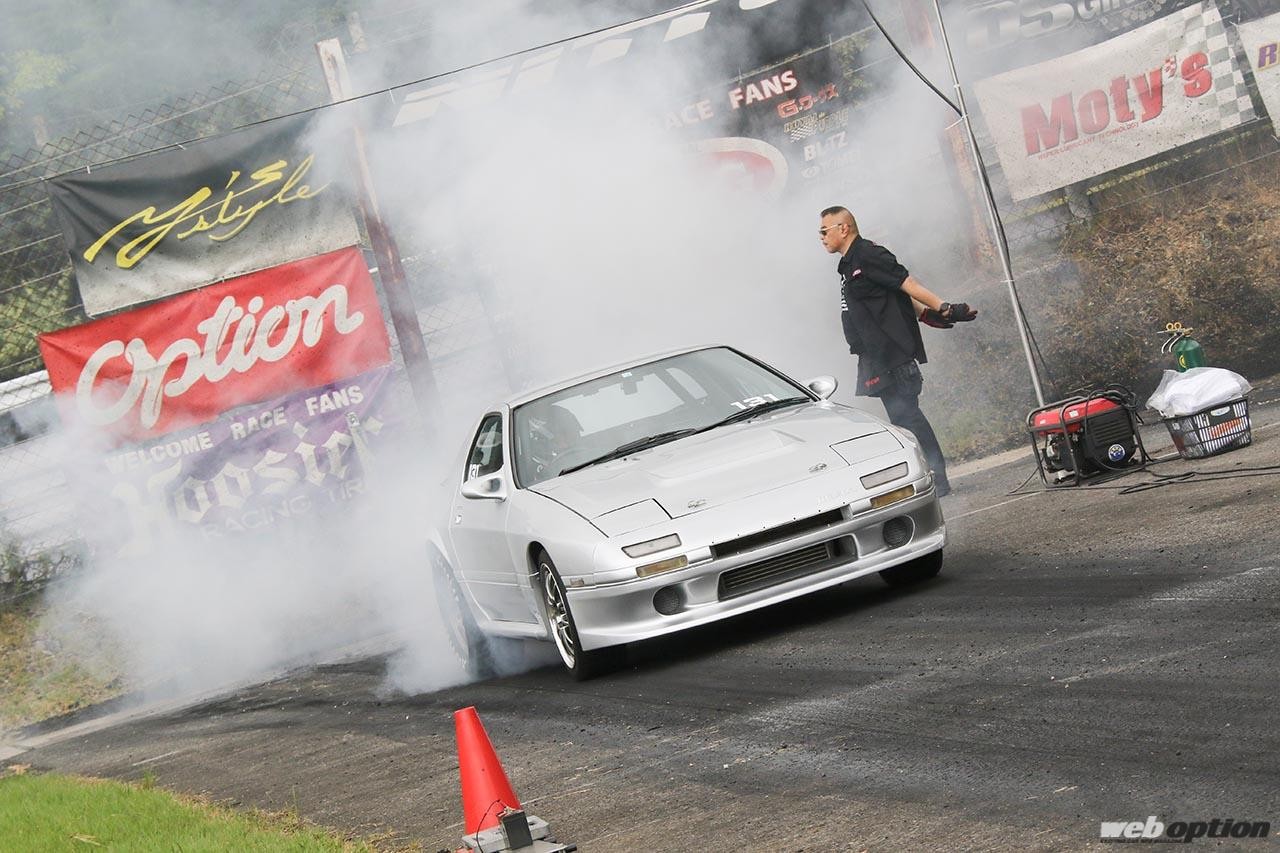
[0,50,70,125]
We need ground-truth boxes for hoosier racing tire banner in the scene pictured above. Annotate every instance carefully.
[93,365,396,556]
[972,1,1256,201]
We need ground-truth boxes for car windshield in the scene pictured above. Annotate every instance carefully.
[513,347,810,487]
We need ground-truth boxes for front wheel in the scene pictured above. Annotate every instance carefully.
[537,550,624,681]
[879,549,943,588]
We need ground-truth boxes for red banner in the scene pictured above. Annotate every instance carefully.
[38,247,391,442]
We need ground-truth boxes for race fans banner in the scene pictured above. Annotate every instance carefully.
[37,247,391,443]
[1238,13,1280,128]
[681,54,843,194]
[91,365,395,555]
[47,112,360,316]
[972,1,1256,201]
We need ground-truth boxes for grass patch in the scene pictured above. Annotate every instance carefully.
[0,596,123,733]
[0,772,376,851]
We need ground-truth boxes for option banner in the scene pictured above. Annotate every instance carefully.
[38,247,392,442]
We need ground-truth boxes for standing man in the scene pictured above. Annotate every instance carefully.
[818,206,977,497]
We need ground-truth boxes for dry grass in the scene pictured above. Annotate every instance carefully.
[929,138,1280,460]
[0,596,124,734]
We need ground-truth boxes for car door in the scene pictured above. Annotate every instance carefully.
[448,412,536,623]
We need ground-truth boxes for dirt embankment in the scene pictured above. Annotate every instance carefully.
[930,139,1280,460]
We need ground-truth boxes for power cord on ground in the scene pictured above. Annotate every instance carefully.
[1006,457,1280,496]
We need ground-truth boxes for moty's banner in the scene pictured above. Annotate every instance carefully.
[37,247,391,443]
[1238,13,1280,129]
[47,112,360,316]
[973,1,1255,201]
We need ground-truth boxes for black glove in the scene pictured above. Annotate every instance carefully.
[919,307,954,329]
[940,301,978,322]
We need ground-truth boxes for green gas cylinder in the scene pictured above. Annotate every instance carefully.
[1173,335,1205,371]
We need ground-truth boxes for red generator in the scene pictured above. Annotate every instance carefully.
[1027,389,1148,486]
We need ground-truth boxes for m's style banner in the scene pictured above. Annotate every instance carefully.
[37,247,391,442]
[1238,13,1280,129]
[972,1,1256,201]
[92,365,395,555]
[47,113,360,316]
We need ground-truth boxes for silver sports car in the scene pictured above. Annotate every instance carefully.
[430,345,945,679]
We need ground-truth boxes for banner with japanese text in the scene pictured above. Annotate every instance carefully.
[37,247,391,443]
[47,112,360,316]
[972,1,1255,201]
[1238,13,1280,129]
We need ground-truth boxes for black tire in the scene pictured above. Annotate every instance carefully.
[430,547,495,679]
[879,549,944,588]
[536,550,625,681]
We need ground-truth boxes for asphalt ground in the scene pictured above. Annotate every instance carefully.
[7,385,1280,851]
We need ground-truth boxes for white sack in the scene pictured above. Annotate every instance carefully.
[1146,367,1252,418]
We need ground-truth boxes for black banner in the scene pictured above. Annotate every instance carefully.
[47,112,359,316]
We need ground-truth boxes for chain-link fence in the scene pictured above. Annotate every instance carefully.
[0,65,332,575]
[943,111,1280,460]
[2,1,1278,581]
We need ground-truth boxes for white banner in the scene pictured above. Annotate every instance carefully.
[973,1,1255,201]
[1237,13,1280,129]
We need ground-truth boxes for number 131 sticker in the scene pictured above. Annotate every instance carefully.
[729,394,779,410]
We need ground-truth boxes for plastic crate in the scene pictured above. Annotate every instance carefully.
[1163,397,1251,460]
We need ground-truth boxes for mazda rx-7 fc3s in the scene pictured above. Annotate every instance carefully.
[430,345,945,679]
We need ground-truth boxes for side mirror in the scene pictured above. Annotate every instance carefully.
[460,472,507,501]
[805,375,838,400]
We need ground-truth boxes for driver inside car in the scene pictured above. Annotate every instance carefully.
[528,403,586,477]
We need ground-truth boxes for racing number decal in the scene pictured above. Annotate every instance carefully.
[729,393,780,410]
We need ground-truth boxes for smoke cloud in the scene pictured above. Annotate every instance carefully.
[29,0,1006,707]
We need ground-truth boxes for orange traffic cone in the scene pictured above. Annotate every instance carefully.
[454,706,522,834]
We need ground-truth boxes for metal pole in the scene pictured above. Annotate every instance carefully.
[927,0,1047,407]
[315,37,442,426]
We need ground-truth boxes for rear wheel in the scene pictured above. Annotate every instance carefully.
[537,550,624,680]
[879,549,943,588]
[430,547,495,679]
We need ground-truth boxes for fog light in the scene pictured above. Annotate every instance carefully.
[883,516,913,548]
[653,585,683,615]
[870,485,915,509]
[636,554,688,578]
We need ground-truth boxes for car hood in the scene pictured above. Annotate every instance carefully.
[529,403,888,525]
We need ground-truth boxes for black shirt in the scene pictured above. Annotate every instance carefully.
[837,235,927,396]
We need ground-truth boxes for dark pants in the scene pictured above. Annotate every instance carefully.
[876,362,950,494]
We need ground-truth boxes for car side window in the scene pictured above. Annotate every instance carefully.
[465,414,504,481]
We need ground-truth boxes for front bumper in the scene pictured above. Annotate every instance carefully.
[568,475,944,649]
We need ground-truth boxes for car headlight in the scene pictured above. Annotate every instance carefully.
[860,461,908,489]
[623,533,681,558]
